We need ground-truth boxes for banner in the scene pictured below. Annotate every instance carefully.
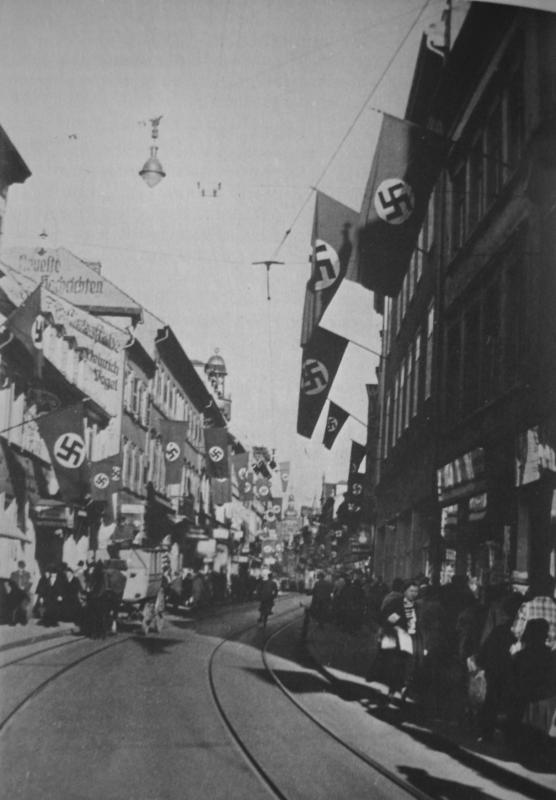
[37,403,90,503]
[89,453,122,520]
[297,327,347,439]
[323,401,349,450]
[279,461,290,494]
[254,477,272,501]
[355,114,445,296]
[159,419,188,484]
[204,426,229,479]
[300,192,359,347]
[349,441,366,475]
[6,284,45,377]
[211,477,232,505]
[240,471,254,502]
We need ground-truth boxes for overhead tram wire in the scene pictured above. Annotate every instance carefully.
[270,0,433,260]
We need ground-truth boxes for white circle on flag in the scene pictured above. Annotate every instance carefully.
[243,481,252,493]
[312,239,340,291]
[53,432,86,469]
[258,484,270,497]
[238,467,248,480]
[31,315,47,350]
[209,446,225,462]
[165,441,181,462]
[93,472,110,490]
[281,471,289,482]
[301,358,329,395]
[272,504,281,514]
[374,178,415,225]
[327,417,338,433]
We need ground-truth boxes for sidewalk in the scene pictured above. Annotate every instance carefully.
[0,618,77,652]
[304,617,556,796]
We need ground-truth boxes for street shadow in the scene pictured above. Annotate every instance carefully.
[361,702,556,800]
[130,635,184,655]
[242,666,331,695]
[398,766,501,800]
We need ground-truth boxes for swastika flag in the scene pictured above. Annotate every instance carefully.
[322,401,349,450]
[204,426,229,479]
[300,192,358,347]
[160,419,188,484]
[89,453,122,520]
[37,403,90,503]
[354,114,445,297]
[297,327,347,439]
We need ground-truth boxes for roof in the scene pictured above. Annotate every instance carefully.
[0,125,31,186]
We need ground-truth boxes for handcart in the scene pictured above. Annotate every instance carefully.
[118,547,166,635]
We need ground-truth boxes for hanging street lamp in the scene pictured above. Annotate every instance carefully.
[139,116,166,188]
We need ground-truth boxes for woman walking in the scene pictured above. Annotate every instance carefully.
[374,578,420,704]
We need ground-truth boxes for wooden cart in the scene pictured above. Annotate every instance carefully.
[118,547,165,635]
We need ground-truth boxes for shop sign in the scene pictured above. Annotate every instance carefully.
[3,247,141,316]
[469,493,487,522]
[41,287,126,422]
[515,426,556,486]
[440,505,458,537]
[437,447,485,501]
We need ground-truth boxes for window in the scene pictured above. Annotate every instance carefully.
[425,303,435,399]
[398,361,406,438]
[446,322,462,423]
[482,280,502,403]
[404,353,412,430]
[468,136,485,232]
[383,391,391,459]
[485,100,504,204]
[462,303,481,416]
[451,165,466,252]
[412,332,421,416]
[393,374,400,444]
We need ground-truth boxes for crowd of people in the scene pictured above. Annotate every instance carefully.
[0,559,127,639]
[309,569,556,746]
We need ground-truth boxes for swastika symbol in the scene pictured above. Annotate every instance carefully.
[209,446,224,462]
[312,239,340,291]
[243,481,252,493]
[111,466,121,482]
[327,417,338,433]
[238,467,248,480]
[93,472,110,490]
[281,472,289,482]
[374,178,415,225]
[352,483,363,496]
[258,484,270,497]
[165,441,181,462]
[31,315,47,350]
[273,504,281,514]
[301,359,329,395]
[53,433,85,469]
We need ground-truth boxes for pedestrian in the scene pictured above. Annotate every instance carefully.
[258,572,278,623]
[8,560,32,625]
[309,572,332,628]
[368,578,420,704]
[474,593,519,742]
[34,567,59,627]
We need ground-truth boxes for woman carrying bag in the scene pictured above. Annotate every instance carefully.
[368,578,420,704]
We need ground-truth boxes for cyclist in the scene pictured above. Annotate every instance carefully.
[258,572,278,624]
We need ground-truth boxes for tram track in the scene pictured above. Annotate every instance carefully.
[0,634,132,733]
[208,602,433,800]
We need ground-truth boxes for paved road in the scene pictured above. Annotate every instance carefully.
[0,596,554,800]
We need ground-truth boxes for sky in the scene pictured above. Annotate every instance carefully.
[0,0,467,503]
